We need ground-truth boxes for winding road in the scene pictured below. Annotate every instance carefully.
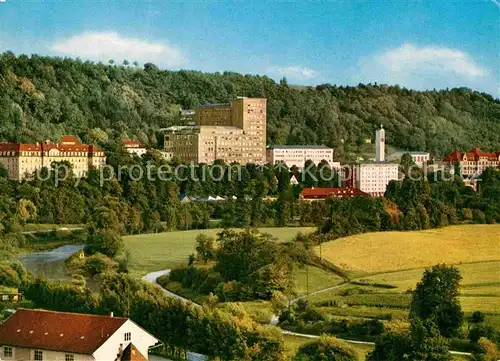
[142,269,472,357]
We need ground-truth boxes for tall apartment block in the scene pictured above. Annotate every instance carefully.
[164,97,267,164]
[0,135,106,180]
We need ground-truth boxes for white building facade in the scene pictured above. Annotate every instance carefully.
[355,163,399,196]
[352,126,399,196]
[266,145,340,170]
[407,152,430,167]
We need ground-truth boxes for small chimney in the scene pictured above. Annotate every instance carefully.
[109,312,114,317]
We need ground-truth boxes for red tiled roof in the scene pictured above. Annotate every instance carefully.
[60,135,82,145]
[444,147,500,162]
[0,309,127,355]
[0,136,104,154]
[300,187,370,199]
[123,139,144,148]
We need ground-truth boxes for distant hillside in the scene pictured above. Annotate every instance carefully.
[0,52,499,159]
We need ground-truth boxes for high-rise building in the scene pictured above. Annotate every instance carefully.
[266,145,340,170]
[164,97,267,164]
[0,136,106,180]
[375,125,385,162]
[350,126,399,197]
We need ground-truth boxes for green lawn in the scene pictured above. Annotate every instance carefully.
[293,266,345,297]
[124,227,315,276]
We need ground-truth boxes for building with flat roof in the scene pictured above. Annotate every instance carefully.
[164,97,266,164]
[406,151,430,167]
[266,145,340,170]
[349,126,399,196]
[0,136,106,180]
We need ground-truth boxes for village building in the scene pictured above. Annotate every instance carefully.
[123,140,148,157]
[0,309,158,361]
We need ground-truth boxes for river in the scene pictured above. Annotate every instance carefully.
[19,244,84,282]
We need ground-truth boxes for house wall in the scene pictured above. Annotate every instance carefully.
[356,163,399,196]
[0,346,93,361]
[93,320,157,361]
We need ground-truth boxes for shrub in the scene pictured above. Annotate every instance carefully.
[0,264,21,287]
[84,253,118,276]
[216,281,242,302]
[293,335,358,361]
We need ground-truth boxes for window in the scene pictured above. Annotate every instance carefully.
[34,350,43,361]
[124,332,131,341]
[3,346,12,358]
[65,355,74,361]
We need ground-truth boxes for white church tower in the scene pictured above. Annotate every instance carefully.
[375,125,385,162]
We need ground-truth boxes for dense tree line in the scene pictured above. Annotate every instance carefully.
[1,52,499,159]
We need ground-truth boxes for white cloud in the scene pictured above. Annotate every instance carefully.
[267,65,319,80]
[355,43,496,96]
[51,32,186,67]
[378,43,487,77]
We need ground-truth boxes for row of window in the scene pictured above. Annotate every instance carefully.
[2,347,74,361]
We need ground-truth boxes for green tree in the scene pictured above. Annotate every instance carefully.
[84,228,124,258]
[410,264,463,338]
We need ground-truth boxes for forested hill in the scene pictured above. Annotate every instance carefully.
[1,52,499,159]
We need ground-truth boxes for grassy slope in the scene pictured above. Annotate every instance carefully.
[282,336,470,360]
[124,227,315,276]
[306,225,500,329]
[315,225,500,274]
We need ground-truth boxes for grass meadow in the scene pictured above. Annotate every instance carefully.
[305,225,500,333]
[123,227,315,276]
[315,224,500,274]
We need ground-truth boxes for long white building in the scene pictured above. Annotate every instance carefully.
[266,145,340,170]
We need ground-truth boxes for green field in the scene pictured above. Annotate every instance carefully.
[316,224,500,274]
[282,335,470,360]
[304,225,500,334]
[124,227,315,276]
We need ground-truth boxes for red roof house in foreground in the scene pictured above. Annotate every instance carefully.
[0,308,158,361]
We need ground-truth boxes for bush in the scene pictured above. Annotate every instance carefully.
[0,264,21,287]
[84,253,118,276]
[470,324,500,343]
[216,281,242,302]
[473,337,500,361]
[366,333,412,361]
[293,335,358,361]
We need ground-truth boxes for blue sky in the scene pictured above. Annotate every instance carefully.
[1,0,498,96]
